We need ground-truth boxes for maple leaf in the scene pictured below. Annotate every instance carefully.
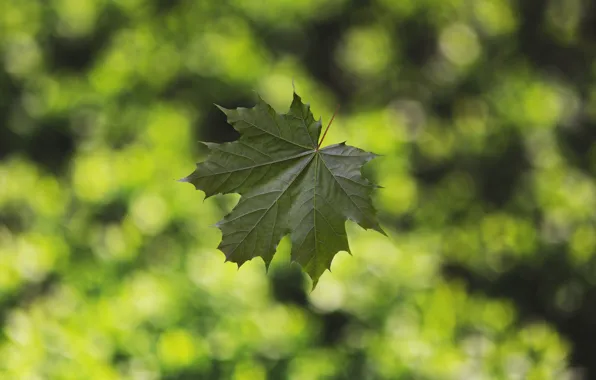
[181,91,385,287]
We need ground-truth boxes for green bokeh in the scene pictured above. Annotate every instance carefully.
[1,0,594,378]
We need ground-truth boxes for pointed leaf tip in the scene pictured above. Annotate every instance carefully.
[202,141,220,150]
[214,104,229,115]
[376,225,388,237]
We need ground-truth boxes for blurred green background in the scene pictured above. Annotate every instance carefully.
[1,0,596,378]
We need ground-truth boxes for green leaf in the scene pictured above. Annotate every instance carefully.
[181,91,385,287]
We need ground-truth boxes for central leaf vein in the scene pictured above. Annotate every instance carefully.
[225,155,315,258]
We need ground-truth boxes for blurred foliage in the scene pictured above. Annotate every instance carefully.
[1,0,596,378]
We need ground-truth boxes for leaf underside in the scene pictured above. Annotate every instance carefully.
[181,91,385,287]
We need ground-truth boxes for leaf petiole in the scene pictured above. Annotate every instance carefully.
[317,104,340,150]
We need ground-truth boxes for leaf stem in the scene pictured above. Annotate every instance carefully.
[317,104,340,150]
